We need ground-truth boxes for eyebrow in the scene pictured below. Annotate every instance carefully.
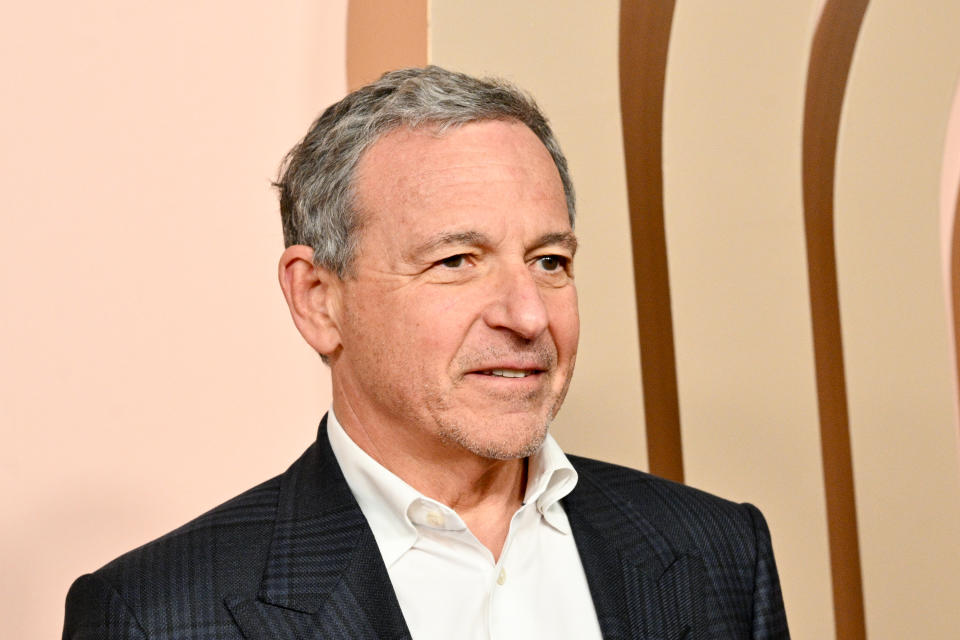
[533,231,578,255]
[408,229,579,260]
[409,231,491,259]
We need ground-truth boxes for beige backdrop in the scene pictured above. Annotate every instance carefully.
[663,3,834,636]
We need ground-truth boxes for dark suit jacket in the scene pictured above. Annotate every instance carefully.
[64,418,789,639]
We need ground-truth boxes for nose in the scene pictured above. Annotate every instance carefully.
[483,264,550,340]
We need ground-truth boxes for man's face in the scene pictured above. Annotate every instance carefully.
[331,119,578,460]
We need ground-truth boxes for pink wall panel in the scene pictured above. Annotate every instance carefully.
[0,2,348,637]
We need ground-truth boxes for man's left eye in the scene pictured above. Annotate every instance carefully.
[439,254,467,268]
[536,255,567,271]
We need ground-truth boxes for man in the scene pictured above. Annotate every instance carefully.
[64,66,789,639]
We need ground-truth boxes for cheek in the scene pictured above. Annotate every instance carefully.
[342,288,408,361]
[372,288,476,362]
[548,287,580,356]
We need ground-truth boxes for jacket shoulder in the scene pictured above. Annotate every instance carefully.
[102,472,281,575]
[65,474,283,639]
[565,455,790,638]
[566,454,766,559]
[566,454,747,510]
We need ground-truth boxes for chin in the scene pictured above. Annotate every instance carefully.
[436,414,550,460]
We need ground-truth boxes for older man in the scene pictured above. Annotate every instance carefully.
[64,67,789,639]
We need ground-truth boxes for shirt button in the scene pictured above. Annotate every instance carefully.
[425,510,444,528]
[497,567,506,585]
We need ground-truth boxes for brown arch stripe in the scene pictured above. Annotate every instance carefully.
[618,0,683,482]
[346,0,427,91]
[802,1,869,638]
[952,179,960,444]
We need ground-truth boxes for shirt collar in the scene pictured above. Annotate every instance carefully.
[523,432,579,533]
[326,409,422,566]
[326,409,580,564]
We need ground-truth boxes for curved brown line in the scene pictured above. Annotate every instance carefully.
[952,179,960,448]
[802,1,869,638]
[618,0,683,482]
[346,0,428,91]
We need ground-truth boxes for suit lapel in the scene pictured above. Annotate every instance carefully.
[226,417,411,640]
[565,459,706,640]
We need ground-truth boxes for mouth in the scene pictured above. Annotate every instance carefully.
[462,364,553,402]
[476,368,543,378]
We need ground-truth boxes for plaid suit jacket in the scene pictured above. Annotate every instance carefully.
[64,418,789,639]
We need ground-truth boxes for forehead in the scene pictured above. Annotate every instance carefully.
[352,120,568,237]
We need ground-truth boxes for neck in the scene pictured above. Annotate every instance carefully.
[332,393,527,559]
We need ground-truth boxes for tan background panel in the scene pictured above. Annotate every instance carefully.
[0,2,346,637]
[835,0,960,636]
[663,2,833,636]
[429,0,647,469]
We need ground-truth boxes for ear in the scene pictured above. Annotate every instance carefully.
[278,245,344,358]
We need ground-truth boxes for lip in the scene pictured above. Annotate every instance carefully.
[463,368,548,387]
[465,367,546,379]
[466,362,548,374]
[468,369,544,377]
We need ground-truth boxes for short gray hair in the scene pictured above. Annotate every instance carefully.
[275,66,576,276]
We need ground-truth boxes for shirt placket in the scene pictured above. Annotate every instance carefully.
[487,503,539,640]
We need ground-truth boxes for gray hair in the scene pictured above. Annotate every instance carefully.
[275,66,576,277]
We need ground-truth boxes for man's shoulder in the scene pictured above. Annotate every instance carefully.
[66,472,286,636]
[567,453,740,506]
[563,456,788,637]
[64,433,358,637]
[106,473,281,572]
[565,454,767,550]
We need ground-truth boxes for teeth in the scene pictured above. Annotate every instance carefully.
[488,369,531,378]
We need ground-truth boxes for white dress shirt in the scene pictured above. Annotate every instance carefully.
[326,410,604,640]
